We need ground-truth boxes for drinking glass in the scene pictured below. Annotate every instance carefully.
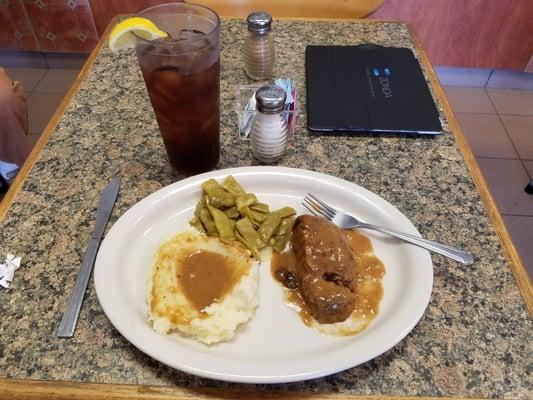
[134,3,220,176]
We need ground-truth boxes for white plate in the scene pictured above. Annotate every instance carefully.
[94,166,433,384]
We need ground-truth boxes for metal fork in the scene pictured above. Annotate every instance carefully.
[303,193,474,265]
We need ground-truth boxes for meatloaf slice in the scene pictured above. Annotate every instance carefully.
[292,215,356,323]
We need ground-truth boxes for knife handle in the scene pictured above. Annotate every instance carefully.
[56,237,101,338]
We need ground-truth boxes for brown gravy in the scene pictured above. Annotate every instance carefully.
[179,250,242,312]
[271,229,385,335]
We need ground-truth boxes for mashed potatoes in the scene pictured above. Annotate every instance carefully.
[147,231,259,345]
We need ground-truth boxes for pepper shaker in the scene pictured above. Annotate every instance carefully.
[244,12,276,80]
[250,84,288,163]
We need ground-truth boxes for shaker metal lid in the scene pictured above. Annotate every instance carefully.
[255,84,286,114]
[247,12,272,34]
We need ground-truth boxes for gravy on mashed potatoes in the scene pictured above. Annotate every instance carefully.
[148,232,259,345]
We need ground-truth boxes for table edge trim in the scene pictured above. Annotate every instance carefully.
[0,16,530,399]
[0,378,495,400]
[405,25,533,316]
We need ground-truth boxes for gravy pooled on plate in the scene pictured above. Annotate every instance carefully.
[271,215,385,336]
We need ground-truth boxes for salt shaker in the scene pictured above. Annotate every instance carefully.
[250,84,288,163]
[244,12,275,80]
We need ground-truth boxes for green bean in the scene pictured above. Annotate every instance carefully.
[250,209,268,223]
[277,206,296,219]
[208,205,235,241]
[238,205,252,220]
[202,179,235,208]
[235,231,260,259]
[236,193,257,210]
[272,216,295,252]
[235,218,266,251]
[197,205,216,236]
[193,195,206,218]
[189,216,205,233]
[190,176,297,260]
[257,211,282,244]
[275,215,295,237]
[237,206,261,228]
[250,202,269,213]
[223,207,240,219]
[221,175,246,196]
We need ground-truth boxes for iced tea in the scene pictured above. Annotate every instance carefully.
[134,3,220,176]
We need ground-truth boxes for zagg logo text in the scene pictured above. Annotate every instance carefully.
[378,76,393,98]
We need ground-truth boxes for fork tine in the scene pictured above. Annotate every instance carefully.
[308,193,336,216]
[302,196,319,214]
[306,194,335,219]
[302,202,319,217]
[303,194,335,220]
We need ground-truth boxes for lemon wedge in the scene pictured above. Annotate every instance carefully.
[109,17,168,52]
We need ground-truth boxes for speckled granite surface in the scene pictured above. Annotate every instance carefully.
[0,19,531,398]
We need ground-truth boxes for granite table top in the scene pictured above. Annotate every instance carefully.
[0,18,531,399]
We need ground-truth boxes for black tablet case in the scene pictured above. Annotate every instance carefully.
[306,45,442,134]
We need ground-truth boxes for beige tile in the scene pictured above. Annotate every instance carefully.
[44,53,89,69]
[487,89,533,116]
[26,93,65,134]
[4,67,47,93]
[456,113,518,158]
[502,215,533,281]
[444,87,495,113]
[476,158,533,215]
[524,160,533,176]
[499,115,533,160]
[33,69,79,94]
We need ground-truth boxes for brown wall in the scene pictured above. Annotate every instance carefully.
[89,0,169,36]
[89,0,533,70]
[0,0,98,52]
[370,0,533,70]
[2,0,532,70]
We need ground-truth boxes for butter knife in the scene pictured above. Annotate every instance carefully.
[57,177,120,338]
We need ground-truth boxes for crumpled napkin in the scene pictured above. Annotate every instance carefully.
[0,254,22,289]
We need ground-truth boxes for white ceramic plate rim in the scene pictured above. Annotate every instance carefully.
[94,166,433,384]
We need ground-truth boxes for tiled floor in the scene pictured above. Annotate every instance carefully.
[4,67,80,146]
[1,64,533,282]
[440,67,533,281]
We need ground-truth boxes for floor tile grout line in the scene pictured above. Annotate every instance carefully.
[484,68,494,88]
[475,156,522,161]
[495,110,533,180]
[453,111,533,117]
[44,52,51,70]
[482,87,498,114]
[483,88,530,176]
[28,68,49,96]
[442,85,488,88]
[494,113,533,117]
[28,68,80,96]
[452,110,498,116]
[32,91,71,95]
[485,87,533,92]
[501,213,533,218]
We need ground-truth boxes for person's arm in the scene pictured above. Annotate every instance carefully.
[0,67,31,167]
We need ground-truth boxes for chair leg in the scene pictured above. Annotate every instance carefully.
[525,180,533,195]
[0,174,8,194]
